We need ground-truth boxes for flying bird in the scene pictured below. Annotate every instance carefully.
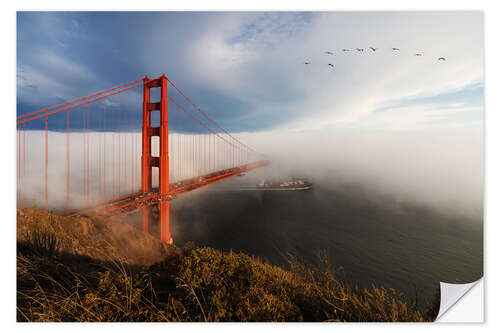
[414,53,423,56]
[370,47,377,51]
[328,63,334,68]
[325,51,333,55]
[392,47,400,51]
[438,57,446,61]
[342,49,350,51]
[304,62,311,65]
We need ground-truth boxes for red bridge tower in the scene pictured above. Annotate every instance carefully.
[141,74,172,244]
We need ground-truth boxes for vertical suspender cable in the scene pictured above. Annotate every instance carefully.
[170,126,173,181]
[178,124,180,179]
[104,99,107,200]
[17,127,20,204]
[202,131,204,174]
[137,85,140,190]
[136,85,139,190]
[86,105,90,202]
[66,110,70,209]
[195,130,197,175]
[84,105,87,203]
[86,106,89,202]
[195,129,197,175]
[193,128,196,176]
[87,104,90,202]
[198,130,200,175]
[118,92,121,197]
[83,105,86,204]
[45,117,48,210]
[192,130,194,177]
[133,88,136,190]
[124,92,128,194]
[23,123,26,176]
[124,93,128,194]
[205,132,207,174]
[98,103,102,200]
[184,114,186,179]
[112,96,115,198]
[208,131,210,173]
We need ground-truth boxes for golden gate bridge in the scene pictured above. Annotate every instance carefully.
[16,74,269,244]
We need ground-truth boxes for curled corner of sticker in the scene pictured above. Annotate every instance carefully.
[436,278,483,322]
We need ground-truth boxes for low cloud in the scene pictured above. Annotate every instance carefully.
[17,124,483,222]
[238,125,484,220]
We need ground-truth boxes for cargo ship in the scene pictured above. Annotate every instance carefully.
[257,179,312,191]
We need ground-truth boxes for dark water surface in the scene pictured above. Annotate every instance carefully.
[148,171,482,304]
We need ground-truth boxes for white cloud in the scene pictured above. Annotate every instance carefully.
[350,104,483,131]
[177,12,483,131]
[18,12,484,132]
[237,124,484,218]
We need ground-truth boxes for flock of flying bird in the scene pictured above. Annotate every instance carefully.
[304,47,447,69]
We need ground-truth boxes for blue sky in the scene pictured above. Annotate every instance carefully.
[17,11,484,132]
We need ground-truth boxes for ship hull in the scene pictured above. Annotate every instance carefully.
[256,185,312,191]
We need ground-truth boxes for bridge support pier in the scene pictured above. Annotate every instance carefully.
[159,74,172,244]
[141,74,172,244]
[159,201,171,243]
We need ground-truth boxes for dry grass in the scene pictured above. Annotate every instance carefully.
[17,208,439,322]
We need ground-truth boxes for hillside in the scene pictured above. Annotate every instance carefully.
[17,207,174,266]
[16,207,439,322]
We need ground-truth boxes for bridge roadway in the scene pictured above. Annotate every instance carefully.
[63,160,270,218]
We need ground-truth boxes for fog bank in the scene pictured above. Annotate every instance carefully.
[16,125,483,220]
[237,125,483,220]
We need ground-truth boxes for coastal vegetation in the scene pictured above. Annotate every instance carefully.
[17,207,439,322]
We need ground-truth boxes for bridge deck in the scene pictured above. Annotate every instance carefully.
[63,160,269,218]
